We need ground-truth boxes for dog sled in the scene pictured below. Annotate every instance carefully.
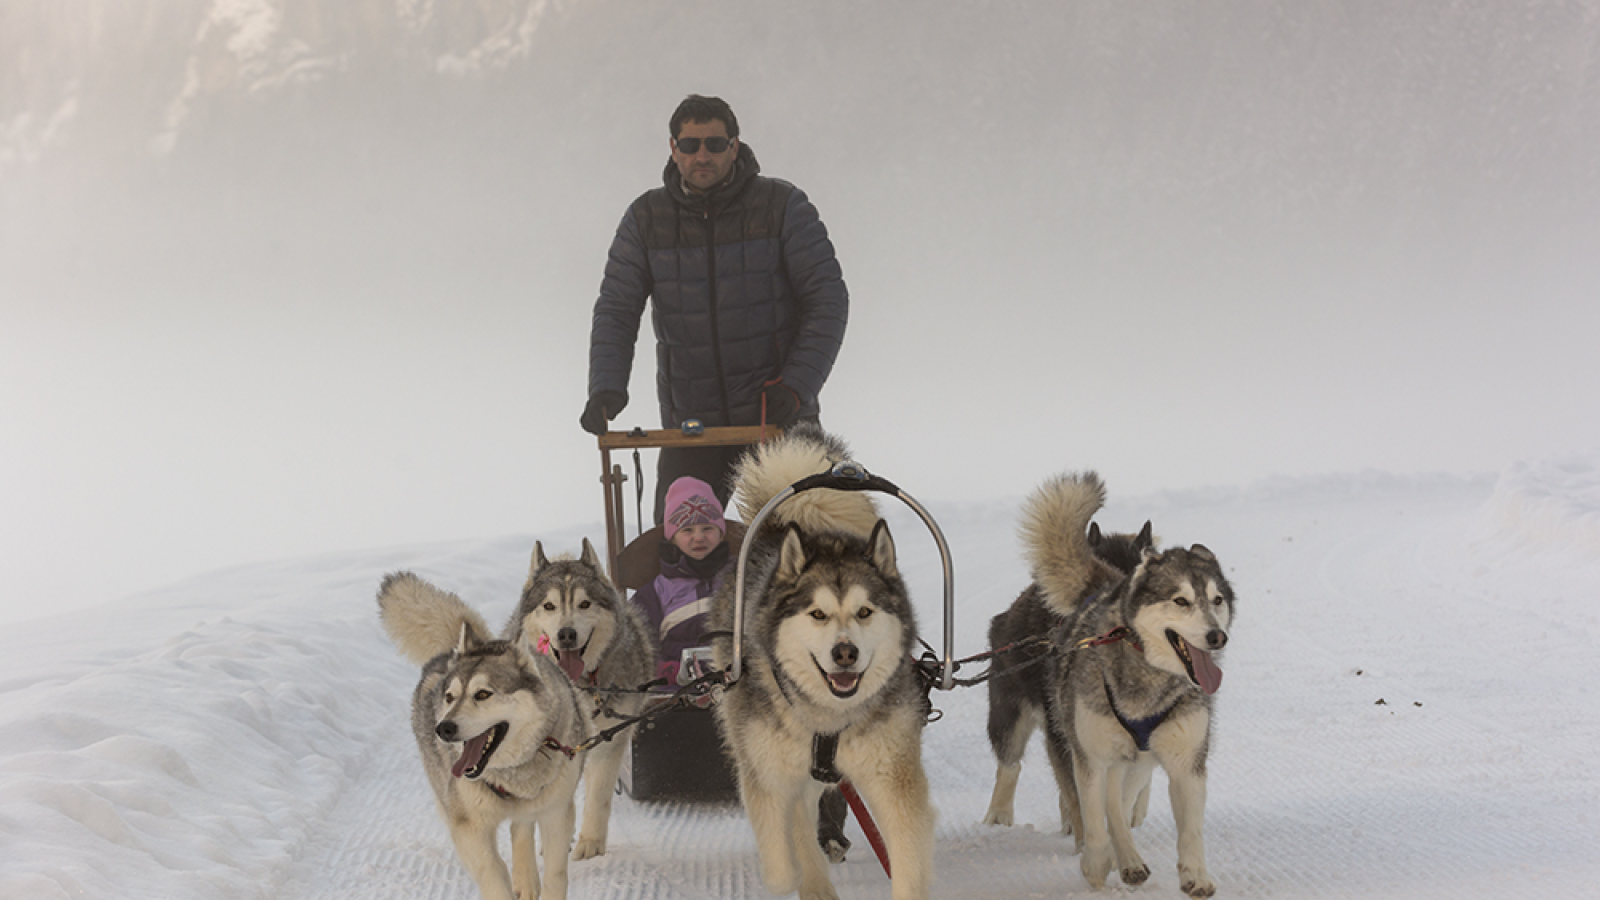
[596,425,766,803]
[595,423,958,790]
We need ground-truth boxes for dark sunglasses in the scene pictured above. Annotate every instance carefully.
[674,136,732,154]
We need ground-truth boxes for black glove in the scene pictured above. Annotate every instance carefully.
[759,381,802,427]
[580,390,627,436]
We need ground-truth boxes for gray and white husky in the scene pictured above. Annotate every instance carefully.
[708,424,935,900]
[982,518,1154,829]
[377,572,587,900]
[1025,473,1235,898]
[505,539,656,861]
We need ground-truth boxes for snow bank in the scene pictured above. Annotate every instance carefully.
[0,612,404,899]
[1487,452,1600,556]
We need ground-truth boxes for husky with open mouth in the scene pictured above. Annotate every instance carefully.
[708,423,935,900]
[982,518,1155,830]
[377,572,587,900]
[505,539,657,861]
[1018,473,1235,898]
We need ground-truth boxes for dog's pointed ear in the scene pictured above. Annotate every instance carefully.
[1189,543,1216,563]
[531,541,550,574]
[866,519,898,579]
[1137,521,1154,551]
[1131,545,1158,579]
[1087,521,1104,547]
[455,621,476,656]
[777,523,808,582]
[580,537,604,573]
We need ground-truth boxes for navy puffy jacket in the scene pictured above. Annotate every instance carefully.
[587,143,848,428]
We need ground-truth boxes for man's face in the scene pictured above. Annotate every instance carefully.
[671,118,739,193]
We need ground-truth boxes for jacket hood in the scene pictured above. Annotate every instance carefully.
[661,141,762,208]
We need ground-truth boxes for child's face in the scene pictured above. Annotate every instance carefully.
[671,522,722,560]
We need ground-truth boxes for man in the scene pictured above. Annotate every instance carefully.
[581,94,849,523]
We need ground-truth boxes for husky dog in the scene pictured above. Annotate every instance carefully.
[377,572,587,900]
[505,538,656,861]
[1024,473,1235,897]
[981,518,1154,829]
[708,423,935,900]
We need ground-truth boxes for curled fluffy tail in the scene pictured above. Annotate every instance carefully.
[732,422,880,539]
[376,571,494,666]
[1019,472,1119,616]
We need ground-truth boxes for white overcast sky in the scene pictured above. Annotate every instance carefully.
[3,0,1597,619]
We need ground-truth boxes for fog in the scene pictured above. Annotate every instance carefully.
[4,0,1598,618]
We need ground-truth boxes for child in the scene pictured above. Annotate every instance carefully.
[631,476,730,683]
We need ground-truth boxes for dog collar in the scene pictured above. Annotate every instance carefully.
[480,738,579,801]
[542,737,578,759]
[1077,626,1142,652]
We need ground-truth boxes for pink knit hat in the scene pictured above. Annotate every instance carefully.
[663,476,726,540]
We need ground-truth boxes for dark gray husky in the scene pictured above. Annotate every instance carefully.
[982,517,1154,828]
[1001,472,1235,898]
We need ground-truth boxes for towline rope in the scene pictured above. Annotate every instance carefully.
[570,620,1139,753]
[571,667,730,754]
[913,624,1139,695]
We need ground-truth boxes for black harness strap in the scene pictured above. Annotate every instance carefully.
[811,732,843,784]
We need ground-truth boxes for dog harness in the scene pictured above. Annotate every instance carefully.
[1102,678,1176,753]
[480,738,579,800]
[1083,626,1177,753]
[1077,625,1142,651]
[811,732,844,784]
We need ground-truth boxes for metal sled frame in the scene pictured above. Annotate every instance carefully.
[730,460,958,692]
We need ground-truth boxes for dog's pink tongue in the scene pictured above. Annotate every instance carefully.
[451,730,491,778]
[1188,641,1224,695]
[829,672,859,692]
[557,649,586,683]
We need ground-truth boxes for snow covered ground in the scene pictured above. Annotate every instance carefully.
[3,457,1598,900]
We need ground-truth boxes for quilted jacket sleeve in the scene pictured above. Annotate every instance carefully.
[775,187,848,405]
[587,203,653,399]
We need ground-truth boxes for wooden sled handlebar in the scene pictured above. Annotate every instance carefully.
[597,425,777,451]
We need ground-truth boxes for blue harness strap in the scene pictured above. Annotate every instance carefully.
[1103,677,1172,753]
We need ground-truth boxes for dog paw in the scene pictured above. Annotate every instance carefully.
[1120,864,1150,886]
[820,836,850,864]
[980,809,1013,827]
[571,837,606,861]
[1180,868,1216,898]
[1080,847,1112,889]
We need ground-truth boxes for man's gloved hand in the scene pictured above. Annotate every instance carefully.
[759,380,802,428]
[580,390,628,436]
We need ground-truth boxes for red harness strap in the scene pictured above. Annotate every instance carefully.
[1077,626,1143,652]
[482,737,579,800]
